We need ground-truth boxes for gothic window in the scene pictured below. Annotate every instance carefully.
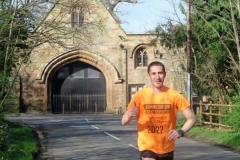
[71,6,85,27]
[143,51,148,66]
[136,52,142,66]
[135,47,148,67]
[79,12,84,26]
[73,12,78,27]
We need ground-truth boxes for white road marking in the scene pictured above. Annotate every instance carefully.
[54,149,82,154]
[86,120,120,123]
[91,125,99,129]
[128,144,138,150]
[104,132,121,141]
[49,120,60,122]
[49,120,71,122]
[70,126,88,128]
[86,118,89,122]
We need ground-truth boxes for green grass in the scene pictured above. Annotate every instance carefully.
[0,121,38,160]
[177,115,240,151]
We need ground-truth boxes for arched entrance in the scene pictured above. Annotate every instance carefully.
[37,50,123,113]
[51,61,106,114]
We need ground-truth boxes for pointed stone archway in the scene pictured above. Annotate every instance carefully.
[36,50,123,113]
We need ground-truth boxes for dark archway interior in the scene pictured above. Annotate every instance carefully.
[52,61,106,94]
[51,61,106,114]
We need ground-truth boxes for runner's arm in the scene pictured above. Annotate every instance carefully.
[122,102,138,125]
[121,110,133,125]
[180,107,196,133]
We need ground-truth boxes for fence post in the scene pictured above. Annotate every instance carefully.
[79,103,81,114]
[70,95,72,113]
[95,103,98,115]
[229,102,232,128]
[200,100,203,125]
[229,102,232,113]
[62,103,65,114]
[86,95,89,114]
[209,101,212,127]
[218,104,222,128]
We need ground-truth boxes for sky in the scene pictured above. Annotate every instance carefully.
[116,0,186,34]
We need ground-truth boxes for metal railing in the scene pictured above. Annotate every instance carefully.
[52,94,106,114]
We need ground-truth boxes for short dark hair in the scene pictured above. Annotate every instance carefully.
[147,61,166,73]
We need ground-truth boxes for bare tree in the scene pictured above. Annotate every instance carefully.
[101,0,138,15]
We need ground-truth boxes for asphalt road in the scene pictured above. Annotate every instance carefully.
[5,114,240,160]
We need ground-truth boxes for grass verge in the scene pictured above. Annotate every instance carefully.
[177,115,240,152]
[0,120,38,160]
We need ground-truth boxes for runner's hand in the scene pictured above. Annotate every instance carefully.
[168,129,181,140]
[129,101,138,117]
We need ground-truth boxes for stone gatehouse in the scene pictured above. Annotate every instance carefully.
[16,0,187,114]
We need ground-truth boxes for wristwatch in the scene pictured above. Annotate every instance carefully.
[178,130,185,137]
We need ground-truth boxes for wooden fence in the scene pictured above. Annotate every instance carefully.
[196,101,232,127]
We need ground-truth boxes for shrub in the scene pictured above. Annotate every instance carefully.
[222,87,240,130]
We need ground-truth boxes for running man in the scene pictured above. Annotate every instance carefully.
[121,61,196,160]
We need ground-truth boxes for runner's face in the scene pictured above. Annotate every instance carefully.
[148,66,166,88]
